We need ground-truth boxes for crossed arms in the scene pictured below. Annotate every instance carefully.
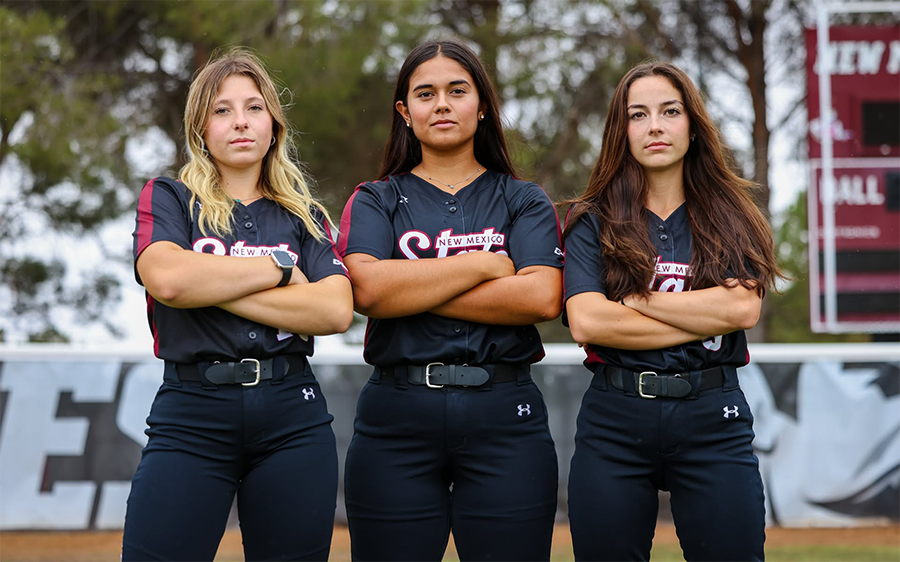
[344,251,562,325]
[566,282,761,351]
[137,241,353,335]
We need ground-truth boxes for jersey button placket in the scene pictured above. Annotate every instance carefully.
[447,200,468,358]
[657,221,673,260]
[239,209,259,245]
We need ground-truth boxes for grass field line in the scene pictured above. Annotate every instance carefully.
[1,524,898,562]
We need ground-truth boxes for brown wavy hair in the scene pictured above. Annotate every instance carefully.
[564,61,780,301]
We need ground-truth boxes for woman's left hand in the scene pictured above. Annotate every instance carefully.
[288,265,309,285]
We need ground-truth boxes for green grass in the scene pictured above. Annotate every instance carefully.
[616,544,900,562]
[439,545,900,562]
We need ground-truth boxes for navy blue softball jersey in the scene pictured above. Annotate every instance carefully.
[132,176,347,363]
[337,170,563,366]
[563,203,750,372]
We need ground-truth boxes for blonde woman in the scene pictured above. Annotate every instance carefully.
[123,48,352,561]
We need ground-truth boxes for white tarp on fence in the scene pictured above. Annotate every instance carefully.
[0,342,897,530]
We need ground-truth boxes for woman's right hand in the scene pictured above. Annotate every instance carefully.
[464,250,515,280]
[288,265,309,285]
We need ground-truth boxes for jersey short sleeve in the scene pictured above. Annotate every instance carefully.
[299,209,349,283]
[132,177,191,285]
[563,212,606,301]
[337,182,395,260]
[506,183,564,271]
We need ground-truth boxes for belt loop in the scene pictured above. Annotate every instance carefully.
[163,362,183,387]
[298,356,312,378]
[394,366,408,390]
[686,371,702,399]
[516,365,531,386]
[621,366,638,396]
[722,365,739,391]
[478,365,494,391]
[199,362,217,390]
[270,356,287,385]
[591,364,609,391]
[369,367,383,385]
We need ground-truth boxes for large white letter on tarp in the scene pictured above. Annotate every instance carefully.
[0,361,118,529]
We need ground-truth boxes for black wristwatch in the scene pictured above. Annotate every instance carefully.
[271,250,294,287]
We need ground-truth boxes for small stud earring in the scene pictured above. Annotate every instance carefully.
[691,134,696,142]
[478,113,484,121]
[406,121,411,128]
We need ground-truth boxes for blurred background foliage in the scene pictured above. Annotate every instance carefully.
[0,0,890,343]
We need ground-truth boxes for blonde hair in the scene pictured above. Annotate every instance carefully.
[179,47,332,241]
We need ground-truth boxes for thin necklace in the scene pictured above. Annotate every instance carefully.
[417,166,483,189]
[235,194,264,204]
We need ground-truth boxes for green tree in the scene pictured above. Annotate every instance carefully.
[0,0,429,342]
[5,0,884,344]
[1,5,132,341]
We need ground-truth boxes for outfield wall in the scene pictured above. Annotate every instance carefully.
[1,342,897,530]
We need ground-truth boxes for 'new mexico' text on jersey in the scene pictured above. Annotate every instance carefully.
[132,177,347,363]
[563,203,750,372]
[338,170,563,366]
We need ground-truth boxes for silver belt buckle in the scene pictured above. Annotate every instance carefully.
[241,358,261,387]
[638,371,657,399]
[425,362,444,389]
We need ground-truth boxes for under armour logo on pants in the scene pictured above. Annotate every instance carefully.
[518,404,531,416]
[723,405,739,419]
[303,388,316,401]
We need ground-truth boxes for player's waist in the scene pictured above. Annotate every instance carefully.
[374,362,531,388]
[591,364,735,399]
[165,354,309,386]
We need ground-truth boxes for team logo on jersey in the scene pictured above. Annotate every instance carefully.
[517,403,532,417]
[649,256,692,292]
[554,247,563,257]
[399,195,409,204]
[191,239,299,263]
[302,388,316,401]
[398,227,507,259]
[723,405,740,419]
[333,258,348,272]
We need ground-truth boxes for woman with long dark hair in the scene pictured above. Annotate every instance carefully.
[338,39,563,561]
[563,61,779,561]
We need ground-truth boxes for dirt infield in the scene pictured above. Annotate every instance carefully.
[1,524,898,561]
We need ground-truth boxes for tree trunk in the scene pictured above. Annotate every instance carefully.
[724,0,772,342]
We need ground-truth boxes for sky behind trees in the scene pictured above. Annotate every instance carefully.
[1,0,891,345]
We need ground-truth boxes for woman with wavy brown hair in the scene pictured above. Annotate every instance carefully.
[563,61,778,561]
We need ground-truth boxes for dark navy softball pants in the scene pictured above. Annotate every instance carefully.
[568,366,765,562]
[344,368,558,561]
[122,358,338,561]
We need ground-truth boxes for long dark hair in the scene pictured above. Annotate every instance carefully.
[378,39,516,179]
[564,61,780,301]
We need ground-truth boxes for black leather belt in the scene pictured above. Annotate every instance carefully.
[605,366,725,398]
[170,355,305,386]
[379,363,529,388]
